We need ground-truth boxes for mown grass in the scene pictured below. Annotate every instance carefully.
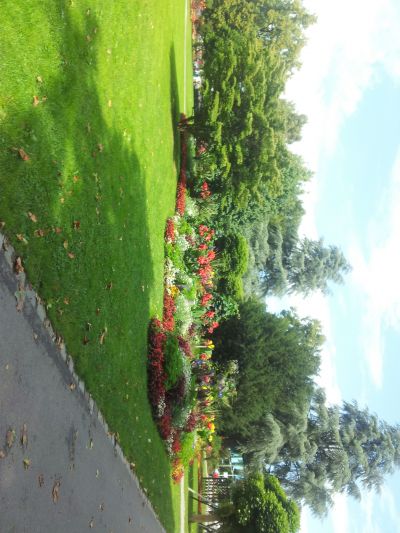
[0,1,193,530]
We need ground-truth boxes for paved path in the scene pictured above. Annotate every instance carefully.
[0,236,165,533]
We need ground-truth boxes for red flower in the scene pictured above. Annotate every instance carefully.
[201,293,213,306]
[176,183,186,216]
[207,321,219,334]
[163,293,176,331]
[165,218,175,242]
[198,243,207,251]
[200,181,211,199]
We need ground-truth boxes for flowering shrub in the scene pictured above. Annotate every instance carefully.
[147,119,235,483]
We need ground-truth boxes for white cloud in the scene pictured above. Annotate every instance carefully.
[286,0,400,171]
[348,148,400,388]
[284,0,400,239]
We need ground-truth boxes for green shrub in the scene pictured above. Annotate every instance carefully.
[164,334,184,390]
[179,431,197,466]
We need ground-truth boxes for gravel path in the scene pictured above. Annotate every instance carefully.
[0,236,165,533]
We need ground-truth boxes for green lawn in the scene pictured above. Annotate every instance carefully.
[0,1,193,531]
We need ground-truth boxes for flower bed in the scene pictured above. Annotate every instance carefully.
[147,119,235,481]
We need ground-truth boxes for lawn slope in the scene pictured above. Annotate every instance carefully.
[0,0,193,530]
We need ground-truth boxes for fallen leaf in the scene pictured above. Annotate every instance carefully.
[33,95,40,106]
[68,252,75,259]
[129,462,135,471]
[69,383,76,391]
[99,503,104,511]
[0,450,5,459]
[83,336,89,345]
[36,76,43,83]
[63,297,69,305]
[33,333,38,340]
[52,480,61,503]
[34,229,45,238]
[63,240,68,249]
[97,143,104,152]
[18,148,30,161]
[6,429,16,448]
[23,458,31,469]
[38,474,44,487]
[28,211,37,223]
[106,282,112,290]
[72,220,80,230]
[96,469,100,478]
[16,233,28,244]
[20,424,28,448]
[89,518,94,528]
[73,175,80,183]
[0,221,5,229]
[99,327,107,345]
[14,257,24,273]
[54,227,62,234]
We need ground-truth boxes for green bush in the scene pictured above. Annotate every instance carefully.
[164,334,184,390]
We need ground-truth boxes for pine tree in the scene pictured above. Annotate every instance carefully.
[272,389,400,516]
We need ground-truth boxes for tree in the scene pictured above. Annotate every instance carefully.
[213,299,322,450]
[272,389,400,516]
[191,474,301,533]
[285,238,351,295]
[262,237,351,296]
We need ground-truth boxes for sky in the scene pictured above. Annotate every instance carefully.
[268,0,400,532]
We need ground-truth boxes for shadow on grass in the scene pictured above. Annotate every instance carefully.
[170,43,181,172]
[0,4,178,531]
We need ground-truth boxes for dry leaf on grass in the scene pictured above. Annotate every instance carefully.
[52,480,61,503]
[28,212,37,223]
[54,227,62,234]
[68,252,75,259]
[34,229,45,238]
[36,76,43,83]
[18,148,30,161]
[72,220,80,230]
[83,336,89,345]
[16,234,28,244]
[73,175,80,183]
[63,297,69,305]
[99,327,108,345]
[63,240,68,249]
[33,96,40,106]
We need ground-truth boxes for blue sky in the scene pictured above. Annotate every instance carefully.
[268,0,400,531]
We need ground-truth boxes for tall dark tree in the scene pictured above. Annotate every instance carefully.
[272,389,400,516]
[262,237,351,296]
[213,299,322,449]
